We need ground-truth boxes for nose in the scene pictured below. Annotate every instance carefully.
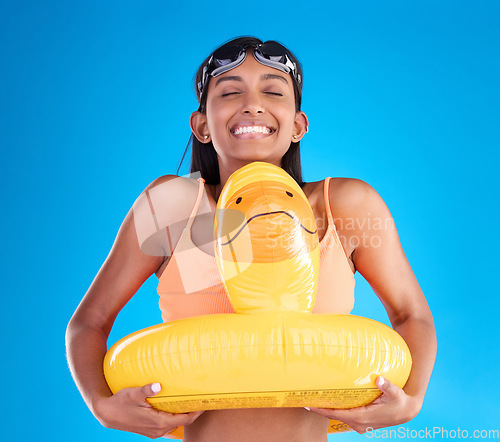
[241,90,265,116]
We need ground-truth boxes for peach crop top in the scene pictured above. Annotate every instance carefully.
[157,177,355,322]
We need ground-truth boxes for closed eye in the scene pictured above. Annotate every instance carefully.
[221,92,241,97]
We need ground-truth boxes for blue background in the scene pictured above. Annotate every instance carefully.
[1,0,498,440]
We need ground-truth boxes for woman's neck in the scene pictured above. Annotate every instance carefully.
[210,183,223,203]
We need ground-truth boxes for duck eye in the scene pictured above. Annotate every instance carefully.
[286,191,293,197]
[236,197,242,204]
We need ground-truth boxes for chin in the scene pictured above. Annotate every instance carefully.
[232,147,288,164]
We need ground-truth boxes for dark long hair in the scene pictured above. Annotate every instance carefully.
[177,36,305,186]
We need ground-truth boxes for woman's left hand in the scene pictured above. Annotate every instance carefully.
[308,376,421,434]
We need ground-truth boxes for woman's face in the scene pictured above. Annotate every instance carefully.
[199,50,307,173]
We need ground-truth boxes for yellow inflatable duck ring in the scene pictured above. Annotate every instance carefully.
[104,162,412,437]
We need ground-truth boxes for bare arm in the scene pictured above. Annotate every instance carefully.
[310,179,437,432]
[350,181,436,404]
[66,178,204,438]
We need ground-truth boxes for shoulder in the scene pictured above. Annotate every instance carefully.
[132,175,204,258]
[132,174,202,225]
[329,177,380,204]
[303,177,384,209]
[136,175,200,203]
[142,174,200,194]
[324,177,391,221]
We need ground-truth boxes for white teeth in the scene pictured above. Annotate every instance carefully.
[233,126,271,135]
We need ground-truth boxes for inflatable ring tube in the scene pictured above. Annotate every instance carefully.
[104,313,411,434]
[104,162,412,437]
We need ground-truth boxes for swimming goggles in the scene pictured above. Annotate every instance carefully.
[197,42,301,96]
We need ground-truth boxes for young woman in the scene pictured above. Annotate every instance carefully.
[66,37,436,441]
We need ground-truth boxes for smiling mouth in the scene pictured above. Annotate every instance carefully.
[230,125,275,136]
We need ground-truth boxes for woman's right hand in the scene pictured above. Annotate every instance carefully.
[95,383,205,439]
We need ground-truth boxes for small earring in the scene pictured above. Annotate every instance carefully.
[293,134,298,140]
[204,135,209,140]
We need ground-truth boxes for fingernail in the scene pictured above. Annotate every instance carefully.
[151,383,162,394]
[304,407,310,411]
[378,377,385,386]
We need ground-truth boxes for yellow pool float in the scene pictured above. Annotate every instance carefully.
[104,162,412,437]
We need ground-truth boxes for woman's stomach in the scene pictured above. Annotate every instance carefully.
[182,407,330,442]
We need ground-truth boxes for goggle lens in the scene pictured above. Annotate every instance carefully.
[213,45,244,65]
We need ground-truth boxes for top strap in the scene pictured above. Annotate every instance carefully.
[323,177,334,225]
[185,177,206,230]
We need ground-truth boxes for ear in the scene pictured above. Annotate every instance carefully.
[190,111,212,143]
[292,111,309,142]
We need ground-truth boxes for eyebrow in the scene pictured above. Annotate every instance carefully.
[261,73,289,84]
[214,73,289,87]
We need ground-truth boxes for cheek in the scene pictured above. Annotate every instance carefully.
[206,98,234,124]
[206,107,229,138]
[274,99,298,129]
[277,111,297,135]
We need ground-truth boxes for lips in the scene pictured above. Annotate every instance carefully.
[230,122,276,138]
